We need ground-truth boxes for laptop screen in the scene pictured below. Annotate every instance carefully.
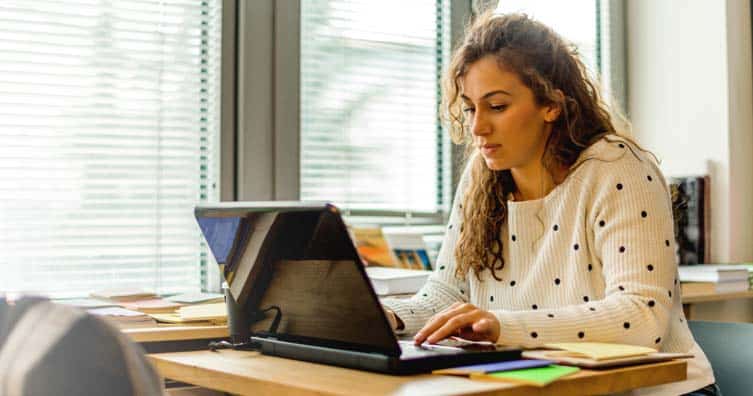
[195,202,400,356]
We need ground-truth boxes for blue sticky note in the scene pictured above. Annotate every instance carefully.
[434,359,553,375]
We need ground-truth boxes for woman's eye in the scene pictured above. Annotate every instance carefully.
[462,107,475,114]
[490,104,507,111]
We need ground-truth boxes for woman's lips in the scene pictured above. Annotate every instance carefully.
[480,143,500,155]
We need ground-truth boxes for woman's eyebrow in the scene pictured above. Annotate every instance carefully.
[460,89,512,101]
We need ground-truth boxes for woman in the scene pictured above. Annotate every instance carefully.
[381,12,717,395]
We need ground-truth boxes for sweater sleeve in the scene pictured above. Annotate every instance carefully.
[380,161,473,335]
[493,146,676,348]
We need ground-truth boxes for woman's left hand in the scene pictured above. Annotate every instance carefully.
[413,302,500,345]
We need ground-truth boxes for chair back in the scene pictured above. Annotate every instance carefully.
[689,320,753,395]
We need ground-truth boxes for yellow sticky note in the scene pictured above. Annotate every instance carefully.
[543,342,657,361]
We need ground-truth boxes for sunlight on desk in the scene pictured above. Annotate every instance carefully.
[149,349,687,396]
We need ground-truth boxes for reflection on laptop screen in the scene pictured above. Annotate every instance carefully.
[197,216,241,264]
[195,203,399,355]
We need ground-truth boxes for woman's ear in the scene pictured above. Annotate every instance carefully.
[543,89,564,123]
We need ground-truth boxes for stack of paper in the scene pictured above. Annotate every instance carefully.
[151,302,227,325]
[365,266,430,296]
[120,298,183,314]
[90,288,157,302]
[56,298,119,309]
[88,307,158,329]
[521,342,693,368]
[165,292,224,305]
[679,264,751,294]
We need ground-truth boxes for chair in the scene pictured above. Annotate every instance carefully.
[688,320,753,395]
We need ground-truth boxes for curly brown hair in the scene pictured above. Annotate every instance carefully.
[442,12,619,281]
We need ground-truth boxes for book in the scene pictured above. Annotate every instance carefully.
[89,288,156,302]
[470,364,579,386]
[433,359,552,376]
[364,266,431,296]
[522,350,693,369]
[351,227,398,267]
[384,232,432,270]
[681,280,750,295]
[669,175,710,264]
[678,265,749,283]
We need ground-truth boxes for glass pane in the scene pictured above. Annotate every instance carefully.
[0,0,222,297]
[300,0,447,213]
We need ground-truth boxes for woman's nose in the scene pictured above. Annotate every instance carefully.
[471,111,491,136]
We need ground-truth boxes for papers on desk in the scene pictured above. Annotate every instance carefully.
[521,342,693,369]
[543,342,657,360]
[89,288,157,302]
[165,292,224,304]
[88,307,158,328]
[56,298,119,309]
[365,266,430,296]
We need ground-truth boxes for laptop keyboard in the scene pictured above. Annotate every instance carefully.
[398,340,464,358]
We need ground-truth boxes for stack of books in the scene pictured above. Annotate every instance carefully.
[679,264,752,294]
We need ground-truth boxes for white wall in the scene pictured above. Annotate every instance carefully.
[627,0,753,263]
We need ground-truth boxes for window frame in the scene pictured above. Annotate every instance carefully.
[228,0,626,218]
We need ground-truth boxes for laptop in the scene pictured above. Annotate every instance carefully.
[195,201,521,374]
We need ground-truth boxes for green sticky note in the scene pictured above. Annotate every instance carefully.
[478,364,580,386]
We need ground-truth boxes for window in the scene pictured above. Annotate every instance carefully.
[299,0,451,214]
[0,1,222,297]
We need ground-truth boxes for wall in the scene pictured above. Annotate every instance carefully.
[627,0,753,263]
[626,0,753,320]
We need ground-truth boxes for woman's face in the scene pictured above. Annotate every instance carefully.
[460,55,558,171]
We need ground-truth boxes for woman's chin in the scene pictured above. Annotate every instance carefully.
[484,157,508,171]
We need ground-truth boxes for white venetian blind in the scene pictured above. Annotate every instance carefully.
[0,0,222,297]
[300,0,451,214]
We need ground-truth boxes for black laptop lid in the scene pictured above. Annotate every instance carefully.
[195,202,401,356]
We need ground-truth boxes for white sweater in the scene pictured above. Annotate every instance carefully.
[382,135,714,394]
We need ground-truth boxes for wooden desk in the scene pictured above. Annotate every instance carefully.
[681,289,753,304]
[681,289,753,319]
[123,325,228,343]
[149,350,687,396]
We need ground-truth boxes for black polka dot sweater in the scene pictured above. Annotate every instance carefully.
[381,136,714,394]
